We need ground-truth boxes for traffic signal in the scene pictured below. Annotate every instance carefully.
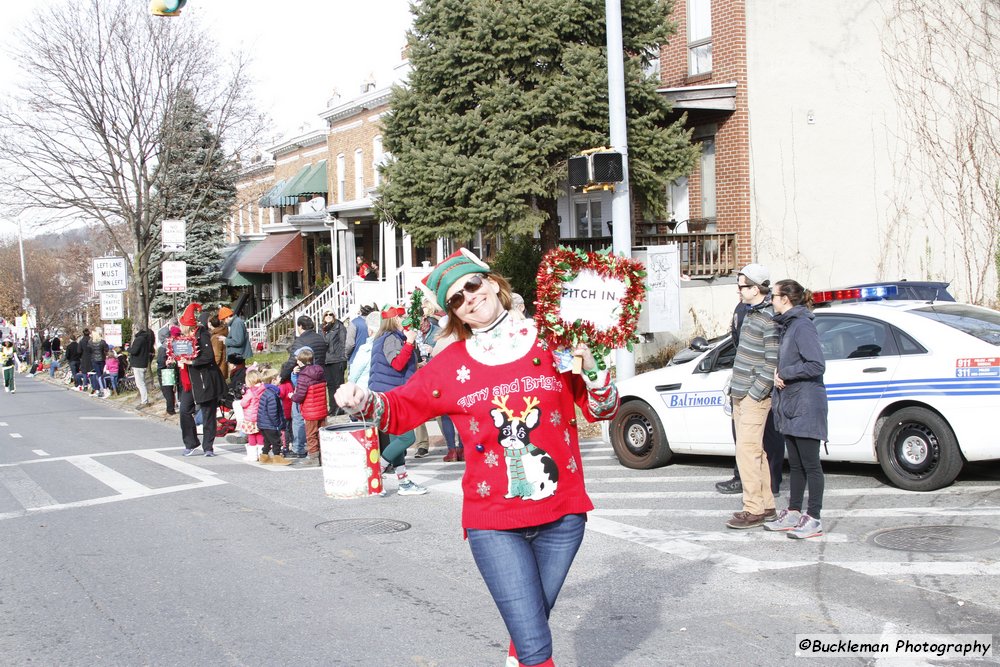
[567,150,624,188]
[150,0,187,16]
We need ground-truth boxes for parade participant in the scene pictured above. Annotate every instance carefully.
[336,249,619,667]
[362,304,425,495]
[1,339,17,393]
[157,326,181,415]
[764,279,828,539]
[176,304,226,457]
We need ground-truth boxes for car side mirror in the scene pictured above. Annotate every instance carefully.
[690,336,709,351]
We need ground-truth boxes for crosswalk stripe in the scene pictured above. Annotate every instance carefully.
[593,506,1000,518]
[0,477,228,521]
[0,466,59,509]
[66,456,150,495]
[586,516,812,573]
[589,485,1000,499]
[10,433,22,438]
[132,450,220,481]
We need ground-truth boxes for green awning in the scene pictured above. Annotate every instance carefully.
[258,179,286,208]
[274,160,327,206]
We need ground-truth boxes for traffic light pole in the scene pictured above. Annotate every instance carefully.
[606,0,635,382]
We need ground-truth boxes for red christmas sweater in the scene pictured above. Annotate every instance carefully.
[361,314,618,531]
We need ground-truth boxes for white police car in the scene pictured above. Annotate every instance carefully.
[604,287,1000,491]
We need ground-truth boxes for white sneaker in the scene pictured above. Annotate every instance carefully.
[397,479,428,496]
[763,509,801,532]
[787,514,824,539]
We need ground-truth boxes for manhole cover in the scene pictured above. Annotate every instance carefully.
[868,525,1000,553]
[315,518,411,535]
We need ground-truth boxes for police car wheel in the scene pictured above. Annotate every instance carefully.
[609,400,673,469]
[876,407,963,492]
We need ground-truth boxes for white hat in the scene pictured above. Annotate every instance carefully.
[739,263,770,288]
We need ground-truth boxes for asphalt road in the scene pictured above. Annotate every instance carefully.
[1,374,998,666]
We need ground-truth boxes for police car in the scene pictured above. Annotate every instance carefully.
[603,287,1000,491]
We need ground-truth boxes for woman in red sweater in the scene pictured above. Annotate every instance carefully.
[336,249,618,667]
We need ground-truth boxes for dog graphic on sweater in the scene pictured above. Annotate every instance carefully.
[490,395,558,500]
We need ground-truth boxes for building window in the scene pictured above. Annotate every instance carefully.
[687,0,712,76]
[574,200,604,238]
[354,148,364,198]
[336,153,345,203]
[372,136,383,188]
[700,137,716,219]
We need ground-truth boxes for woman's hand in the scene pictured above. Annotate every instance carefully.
[404,328,418,345]
[335,382,369,413]
[774,371,785,390]
[572,344,597,372]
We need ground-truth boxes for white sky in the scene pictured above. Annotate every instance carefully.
[0,0,414,236]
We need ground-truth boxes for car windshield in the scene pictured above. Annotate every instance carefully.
[910,304,1000,345]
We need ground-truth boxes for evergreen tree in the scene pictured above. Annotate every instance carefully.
[377,0,698,249]
[149,89,237,318]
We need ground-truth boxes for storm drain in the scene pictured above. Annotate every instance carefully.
[868,526,1000,553]
[315,518,411,535]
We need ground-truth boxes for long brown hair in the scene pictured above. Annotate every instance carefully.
[440,273,514,341]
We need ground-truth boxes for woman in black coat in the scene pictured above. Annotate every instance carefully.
[177,308,226,456]
[764,279,828,540]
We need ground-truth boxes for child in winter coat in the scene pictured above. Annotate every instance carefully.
[240,369,265,461]
[257,368,291,465]
[278,376,295,457]
[103,349,121,396]
[289,347,328,467]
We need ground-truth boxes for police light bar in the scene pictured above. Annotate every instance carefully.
[813,285,898,304]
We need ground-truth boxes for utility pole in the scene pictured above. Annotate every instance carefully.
[606,0,635,381]
[16,218,33,368]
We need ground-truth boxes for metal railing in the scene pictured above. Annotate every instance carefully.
[557,231,737,278]
[295,276,349,328]
[245,304,273,351]
[265,292,320,349]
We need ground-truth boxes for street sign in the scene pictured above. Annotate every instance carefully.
[161,219,187,253]
[162,260,187,293]
[104,323,122,348]
[93,257,128,292]
[100,291,124,320]
[21,297,30,309]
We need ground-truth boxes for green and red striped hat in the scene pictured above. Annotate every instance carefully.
[421,249,490,309]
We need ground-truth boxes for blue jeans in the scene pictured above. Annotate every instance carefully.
[466,514,586,666]
[49,358,59,377]
[291,403,306,455]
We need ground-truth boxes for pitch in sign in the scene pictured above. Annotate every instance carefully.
[93,257,128,292]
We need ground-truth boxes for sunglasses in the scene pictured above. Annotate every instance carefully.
[447,274,487,310]
[738,283,755,291]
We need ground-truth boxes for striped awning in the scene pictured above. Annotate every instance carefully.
[235,232,302,274]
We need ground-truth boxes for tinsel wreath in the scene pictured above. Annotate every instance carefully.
[401,288,424,330]
[534,246,647,365]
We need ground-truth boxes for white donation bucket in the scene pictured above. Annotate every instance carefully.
[319,422,382,498]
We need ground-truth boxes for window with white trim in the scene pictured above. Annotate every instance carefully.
[372,136,383,188]
[687,0,712,76]
[574,200,604,238]
[336,153,345,203]
[354,148,364,198]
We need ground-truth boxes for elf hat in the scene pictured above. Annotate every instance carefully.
[422,248,490,310]
[381,305,405,319]
[179,303,202,327]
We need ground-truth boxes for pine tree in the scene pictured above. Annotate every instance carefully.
[149,89,237,318]
[377,0,698,249]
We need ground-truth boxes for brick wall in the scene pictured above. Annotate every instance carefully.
[326,105,387,203]
[660,0,752,266]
